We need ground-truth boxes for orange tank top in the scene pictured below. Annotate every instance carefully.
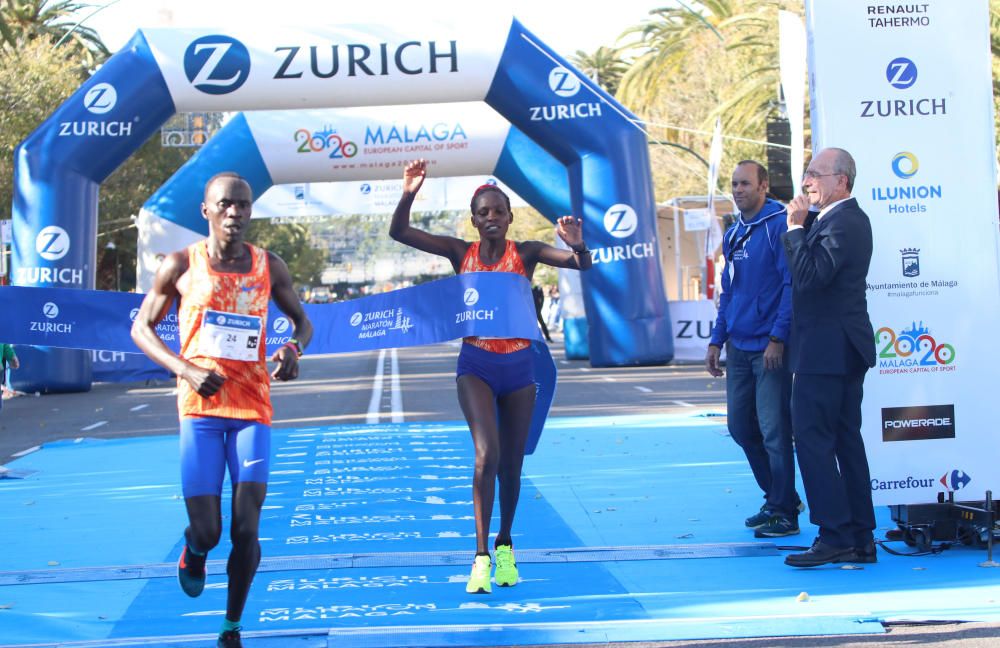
[176,240,273,424]
[459,240,530,354]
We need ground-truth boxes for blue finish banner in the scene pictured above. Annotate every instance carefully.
[0,272,541,355]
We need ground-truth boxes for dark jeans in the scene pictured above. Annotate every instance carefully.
[726,344,797,518]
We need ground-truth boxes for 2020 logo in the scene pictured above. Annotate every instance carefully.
[876,321,955,374]
[294,126,358,158]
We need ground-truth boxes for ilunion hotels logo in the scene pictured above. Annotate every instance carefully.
[870,151,942,214]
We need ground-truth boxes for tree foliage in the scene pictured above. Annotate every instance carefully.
[246,219,328,288]
[571,46,631,95]
[0,0,109,68]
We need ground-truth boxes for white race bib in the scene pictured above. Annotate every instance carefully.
[197,309,263,362]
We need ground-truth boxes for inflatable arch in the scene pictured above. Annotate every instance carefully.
[12,17,673,392]
[136,102,571,291]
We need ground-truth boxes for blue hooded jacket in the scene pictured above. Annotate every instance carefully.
[710,197,792,352]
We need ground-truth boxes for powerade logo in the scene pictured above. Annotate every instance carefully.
[294,125,358,158]
[870,151,941,214]
[84,83,117,114]
[58,82,134,137]
[184,35,251,95]
[876,320,955,374]
[29,301,73,334]
[860,57,946,118]
[529,66,602,122]
[881,404,955,442]
[940,469,971,492]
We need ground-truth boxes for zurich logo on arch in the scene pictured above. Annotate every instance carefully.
[603,204,638,239]
[83,83,117,114]
[548,66,581,97]
[885,57,917,90]
[36,225,71,261]
[184,35,251,95]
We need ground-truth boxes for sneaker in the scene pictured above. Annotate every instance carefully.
[465,554,492,594]
[494,544,519,587]
[754,515,800,538]
[177,545,206,598]
[744,505,772,529]
[797,499,806,513]
[217,629,242,648]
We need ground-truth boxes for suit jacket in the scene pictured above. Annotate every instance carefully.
[781,198,875,375]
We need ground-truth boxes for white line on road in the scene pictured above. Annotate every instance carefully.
[580,367,591,372]
[366,349,387,424]
[81,421,108,431]
[671,400,695,407]
[129,404,149,412]
[602,376,616,382]
[635,386,653,393]
[389,348,403,423]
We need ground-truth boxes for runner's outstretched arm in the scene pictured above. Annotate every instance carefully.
[389,159,468,269]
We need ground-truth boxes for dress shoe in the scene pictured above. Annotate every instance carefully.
[838,541,877,564]
[784,540,856,567]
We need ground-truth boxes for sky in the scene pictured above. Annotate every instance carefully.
[83,0,670,59]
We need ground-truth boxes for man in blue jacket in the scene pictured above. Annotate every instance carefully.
[706,160,800,538]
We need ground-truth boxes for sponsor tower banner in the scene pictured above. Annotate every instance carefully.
[806,0,1000,505]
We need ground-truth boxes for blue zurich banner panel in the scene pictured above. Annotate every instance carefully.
[485,18,673,366]
[494,126,572,221]
[0,273,540,355]
[10,31,176,392]
[143,113,273,234]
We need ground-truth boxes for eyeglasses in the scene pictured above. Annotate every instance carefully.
[802,170,843,180]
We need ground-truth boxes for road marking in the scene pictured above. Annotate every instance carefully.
[635,386,653,393]
[12,445,41,458]
[366,349,387,424]
[129,404,149,412]
[81,421,108,431]
[672,400,695,407]
[602,376,616,382]
[389,348,403,423]
[580,367,591,372]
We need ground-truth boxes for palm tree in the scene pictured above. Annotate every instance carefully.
[0,0,109,66]
[571,46,631,95]
[617,0,789,135]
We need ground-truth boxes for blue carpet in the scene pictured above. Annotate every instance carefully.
[1,414,996,647]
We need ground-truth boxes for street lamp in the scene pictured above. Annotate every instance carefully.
[105,240,120,291]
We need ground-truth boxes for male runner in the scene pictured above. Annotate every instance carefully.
[131,172,312,648]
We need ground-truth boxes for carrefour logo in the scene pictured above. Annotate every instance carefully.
[940,469,971,492]
[184,35,251,95]
[886,57,918,89]
[891,152,918,179]
[83,83,117,114]
[548,66,581,97]
[463,288,480,306]
[43,302,60,319]
[35,226,70,261]
[603,204,638,239]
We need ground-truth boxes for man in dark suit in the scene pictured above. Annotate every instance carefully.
[781,148,877,568]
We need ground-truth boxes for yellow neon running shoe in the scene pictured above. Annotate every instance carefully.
[494,544,519,587]
[465,554,492,594]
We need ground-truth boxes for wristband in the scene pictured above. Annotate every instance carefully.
[285,338,304,357]
[768,336,784,344]
[572,246,590,254]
